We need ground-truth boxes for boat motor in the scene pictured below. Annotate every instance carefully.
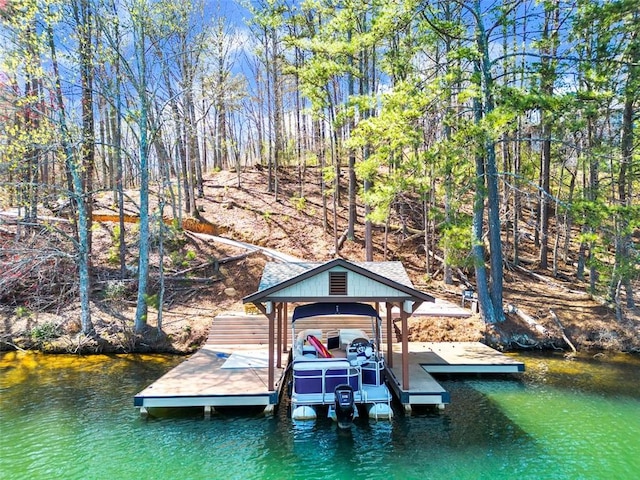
[333,384,356,429]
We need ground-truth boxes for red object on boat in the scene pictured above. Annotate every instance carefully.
[307,334,332,358]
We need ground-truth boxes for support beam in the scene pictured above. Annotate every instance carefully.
[283,303,289,353]
[411,301,423,315]
[373,302,380,348]
[268,307,275,390]
[276,303,283,368]
[252,302,276,391]
[386,302,393,368]
[401,309,409,390]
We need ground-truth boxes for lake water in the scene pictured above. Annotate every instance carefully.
[1,350,639,479]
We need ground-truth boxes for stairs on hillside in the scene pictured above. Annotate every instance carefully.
[207,314,388,346]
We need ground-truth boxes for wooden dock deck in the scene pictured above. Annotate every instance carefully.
[387,341,524,410]
[134,310,524,417]
[134,341,523,416]
[398,341,525,374]
[134,345,285,415]
[386,358,451,407]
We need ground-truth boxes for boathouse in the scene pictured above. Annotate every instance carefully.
[242,258,435,394]
[134,258,523,416]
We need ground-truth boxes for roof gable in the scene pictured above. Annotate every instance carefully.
[243,258,434,304]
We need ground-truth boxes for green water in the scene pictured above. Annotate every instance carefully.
[1,351,639,480]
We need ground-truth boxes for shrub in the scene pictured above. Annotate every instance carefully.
[104,280,128,301]
[291,196,307,212]
[15,306,31,318]
[31,322,61,342]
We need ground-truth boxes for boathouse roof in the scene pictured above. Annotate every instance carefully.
[243,258,434,304]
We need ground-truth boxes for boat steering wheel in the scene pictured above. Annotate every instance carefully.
[351,338,373,359]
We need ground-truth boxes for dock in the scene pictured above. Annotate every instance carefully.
[386,341,524,410]
[133,344,285,415]
[396,341,525,374]
[134,260,528,417]
[134,312,524,416]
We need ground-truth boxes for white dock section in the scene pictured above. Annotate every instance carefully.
[386,298,472,318]
[399,341,525,374]
[386,359,450,407]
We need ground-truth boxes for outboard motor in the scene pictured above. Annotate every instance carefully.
[334,384,356,429]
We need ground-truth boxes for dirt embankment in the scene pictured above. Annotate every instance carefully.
[1,168,638,354]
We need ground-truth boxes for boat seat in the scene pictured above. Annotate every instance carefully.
[339,329,369,349]
[294,329,323,358]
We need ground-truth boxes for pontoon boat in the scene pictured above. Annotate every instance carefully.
[288,303,393,427]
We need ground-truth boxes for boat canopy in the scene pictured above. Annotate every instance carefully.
[292,302,380,323]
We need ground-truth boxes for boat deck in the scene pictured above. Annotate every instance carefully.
[134,341,523,416]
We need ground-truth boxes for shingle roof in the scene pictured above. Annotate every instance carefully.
[243,258,434,304]
[256,260,414,291]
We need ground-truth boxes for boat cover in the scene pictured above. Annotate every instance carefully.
[292,302,380,323]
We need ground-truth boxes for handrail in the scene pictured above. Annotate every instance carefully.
[292,363,361,403]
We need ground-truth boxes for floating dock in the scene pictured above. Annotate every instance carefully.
[133,344,285,416]
[134,319,524,416]
[386,341,524,410]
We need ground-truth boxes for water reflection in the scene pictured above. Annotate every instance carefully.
[468,352,640,479]
[516,351,640,399]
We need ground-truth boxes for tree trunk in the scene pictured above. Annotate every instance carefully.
[471,124,496,324]
[475,1,505,322]
[347,29,357,241]
[47,20,93,334]
[134,13,150,333]
[538,0,559,270]
[71,0,95,256]
[614,23,638,308]
[512,120,522,266]
[110,3,127,280]
[272,25,283,201]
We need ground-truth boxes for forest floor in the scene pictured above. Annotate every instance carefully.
[1,167,639,355]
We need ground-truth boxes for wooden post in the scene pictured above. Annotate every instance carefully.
[401,309,409,390]
[276,303,283,368]
[386,302,393,368]
[374,302,381,349]
[411,301,423,316]
[268,308,275,391]
[283,303,289,353]
[253,302,276,392]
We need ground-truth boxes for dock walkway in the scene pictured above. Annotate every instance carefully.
[386,341,524,410]
[133,344,285,414]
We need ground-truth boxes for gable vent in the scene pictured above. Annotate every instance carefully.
[329,272,348,296]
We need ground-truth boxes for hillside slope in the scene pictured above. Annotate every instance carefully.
[1,167,638,354]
